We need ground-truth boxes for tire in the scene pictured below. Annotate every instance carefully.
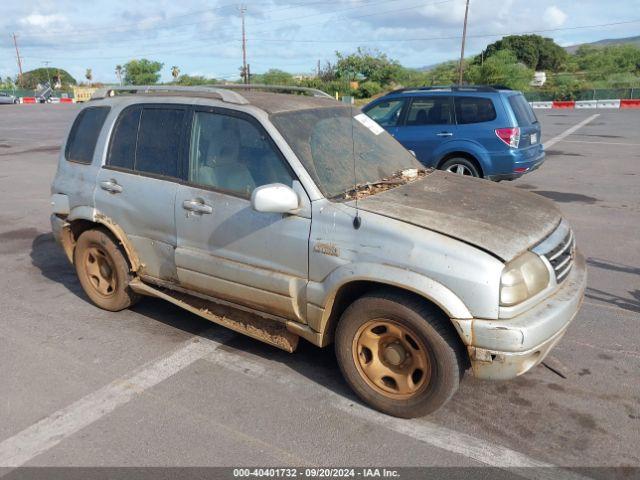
[439,157,481,177]
[74,229,140,311]
[335,290,465,418]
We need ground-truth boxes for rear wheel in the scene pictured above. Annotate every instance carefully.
[74,229,139,311]
[335,290,465,418]
[440,157,481,177]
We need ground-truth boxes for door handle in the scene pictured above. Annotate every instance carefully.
[182,199,212,214]
[99,180,123,194]
[436,132,453,137]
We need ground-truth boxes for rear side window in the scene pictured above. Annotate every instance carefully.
[135,108,185,178]
[65,107,110,164]
[107,106,141,170]
[454,97,497,124]
[364,99,405,127]
[508,94,538,126]
[406,96,452,125]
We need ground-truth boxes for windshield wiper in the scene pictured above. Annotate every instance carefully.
[341,168,430,200]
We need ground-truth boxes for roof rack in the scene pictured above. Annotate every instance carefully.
[90,85,249,104]
[218,84,333,98]
[389,85,512,94]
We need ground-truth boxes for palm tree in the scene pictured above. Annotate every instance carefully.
[171,66,180,82]
[85,68,93,84]
[115,65,123,86]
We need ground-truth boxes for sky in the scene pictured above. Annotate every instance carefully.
[1,0,640,84]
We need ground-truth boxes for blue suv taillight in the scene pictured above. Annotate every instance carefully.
[495,127,520,148]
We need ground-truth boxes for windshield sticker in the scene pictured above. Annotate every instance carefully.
[354,113,385,136]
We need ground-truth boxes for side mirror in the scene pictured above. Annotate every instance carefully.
[251,183,300,214]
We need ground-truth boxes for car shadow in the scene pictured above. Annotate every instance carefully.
[585,286,640,314]
[30,232,357,402]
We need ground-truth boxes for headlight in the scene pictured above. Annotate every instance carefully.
[500,252,550,306]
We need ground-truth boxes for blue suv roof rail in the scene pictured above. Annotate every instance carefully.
[388,85,512,94]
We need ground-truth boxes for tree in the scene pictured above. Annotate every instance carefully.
[466,50,533,90]
[123,59,164,85]
[115,65,123,85]
[335,48,401,86]
[479,35,567,71]
[21,68,76,89]
[171,66,180,81]
[85,68,93,82]
[253,69,294,85]
[175,74,218,86]
[574,44,640,80]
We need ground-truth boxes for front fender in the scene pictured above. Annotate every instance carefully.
[306,262,473,345]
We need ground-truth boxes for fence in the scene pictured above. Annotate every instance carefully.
[0,89,74,98]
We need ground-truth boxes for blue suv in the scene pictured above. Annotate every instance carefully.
[362,86,545,181]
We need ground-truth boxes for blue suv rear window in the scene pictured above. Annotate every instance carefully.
[454,97,496,124]
[508,94,538,126]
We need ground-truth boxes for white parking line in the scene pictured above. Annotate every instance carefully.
[0,332,234,467]
[2,329,590,479]
[563,140,640,147]
[203,346,591,480]
[544,114,600,149]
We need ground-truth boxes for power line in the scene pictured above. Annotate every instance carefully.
[18,16,640,63]
[21,0,454,58]
[248,18,640,43]
[22,0,396,41]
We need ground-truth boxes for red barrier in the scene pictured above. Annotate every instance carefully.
[60,98,74,103]
[552,101,575,109]
[22,97,36,104]
[620,99,640,109]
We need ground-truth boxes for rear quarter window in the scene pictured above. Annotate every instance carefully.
[107,106,142,170]
[65,107,110,164]
[508,94,538,126]
[454,97,496,124]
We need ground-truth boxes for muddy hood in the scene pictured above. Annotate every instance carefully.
[355,171,562,262]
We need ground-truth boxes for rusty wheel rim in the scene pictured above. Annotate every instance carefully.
[352,319,431,399]
[83,246,117,297]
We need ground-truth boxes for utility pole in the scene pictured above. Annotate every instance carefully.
[239,5,248,84]
[43,61,52,87]
[458,0,470,86]
[12,33,23,88]
[317,59,320,77]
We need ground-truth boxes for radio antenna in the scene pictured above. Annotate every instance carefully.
[350,97,361,230]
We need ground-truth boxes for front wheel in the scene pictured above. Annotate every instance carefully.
[335,290,466,418]
[439,157,481,177]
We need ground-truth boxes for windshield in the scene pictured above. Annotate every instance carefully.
[270,106,422,198]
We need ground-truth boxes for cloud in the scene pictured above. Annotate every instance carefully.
[19,13,67,28]
[543,6,567,27]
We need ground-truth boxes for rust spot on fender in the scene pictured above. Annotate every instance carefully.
[94,213,142,273]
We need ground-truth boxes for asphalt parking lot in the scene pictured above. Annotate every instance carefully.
[0,105,638,475]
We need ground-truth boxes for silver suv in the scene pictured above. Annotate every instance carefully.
[50,85,586,417]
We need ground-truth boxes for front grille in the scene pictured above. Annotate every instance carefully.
[544,230,575,283]
[532,221,575,284]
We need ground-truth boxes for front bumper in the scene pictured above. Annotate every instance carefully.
[456,251,586,380]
